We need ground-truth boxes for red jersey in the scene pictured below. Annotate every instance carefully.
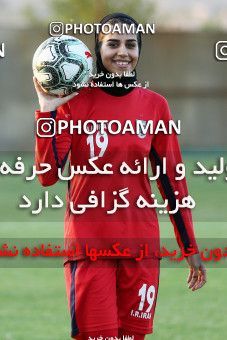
[35,86,198,261]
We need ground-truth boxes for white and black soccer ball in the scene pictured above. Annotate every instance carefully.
[32,35,93,96]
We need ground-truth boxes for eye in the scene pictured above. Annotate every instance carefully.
[126,42,137,49]
[107,42,118,48]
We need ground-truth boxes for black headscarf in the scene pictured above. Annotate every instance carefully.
[94,13,142,96]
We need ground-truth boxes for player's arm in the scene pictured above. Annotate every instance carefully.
[149,97,206,290]
[34,77,78,186]
[149,96,198,254]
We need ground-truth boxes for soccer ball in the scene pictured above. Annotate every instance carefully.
[32,35,93,96]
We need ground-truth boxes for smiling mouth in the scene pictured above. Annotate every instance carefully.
[112,60,131,67]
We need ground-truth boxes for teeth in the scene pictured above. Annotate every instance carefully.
[115,61,129,66]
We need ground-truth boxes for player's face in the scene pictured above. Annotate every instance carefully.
[99,29,139,75]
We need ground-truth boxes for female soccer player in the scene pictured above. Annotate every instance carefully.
[34,13,206,340]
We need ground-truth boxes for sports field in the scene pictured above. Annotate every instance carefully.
[0,152,226,340]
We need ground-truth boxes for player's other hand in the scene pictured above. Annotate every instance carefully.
[186,253,207,291]
[33,77,79,112]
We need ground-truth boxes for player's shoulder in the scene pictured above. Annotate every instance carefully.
[137,87,168,107]
[68,86,91,103]
[68,85,104,107]
[66,87,93,113]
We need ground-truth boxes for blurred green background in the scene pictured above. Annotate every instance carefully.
[0,0,227,339]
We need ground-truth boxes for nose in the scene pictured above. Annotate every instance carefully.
[116,43,128,57]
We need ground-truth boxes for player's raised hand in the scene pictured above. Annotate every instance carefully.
[33,77,79,112]
[186,253,207,291]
